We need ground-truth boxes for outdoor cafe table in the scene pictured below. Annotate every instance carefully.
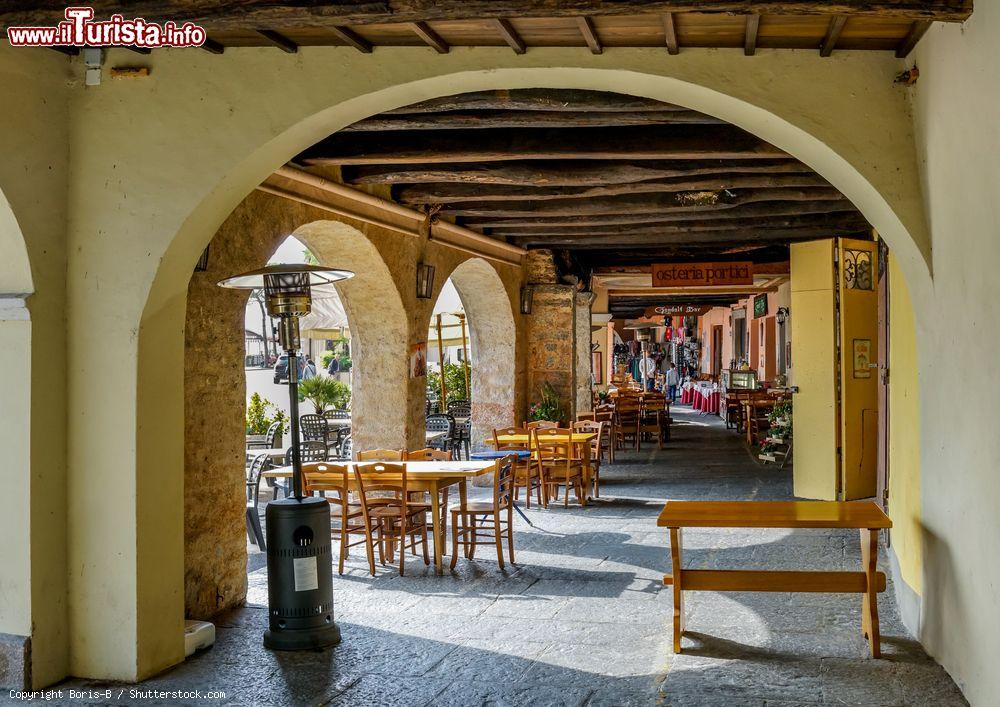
[657,500,892,657]
[263,459,497,573]
[246,429,447,464]
[487,431,598,501]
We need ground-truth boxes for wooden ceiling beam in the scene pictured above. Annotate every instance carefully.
[201,37,225,54]
[441,188,845,217]
[744,14,761,56]
[896,20,933,57]
[410,21,449,53]
[577,16,603,54]
[346,159,815,186]
[493,18,526,54]
[592,260,791,275]
[0,2,972,30]
[512,226,865,249]
[662,13,680,54]
[256,29,298,52]
[383,90,692,114]
[820,15,848,56]
[469,202,859,229]
[298,125,789,165]
[329,25,374,53]
[395,173,832,203]
[342,109,724,131]
[501,214,868,239]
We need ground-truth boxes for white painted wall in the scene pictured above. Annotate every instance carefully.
[909,6,1000,703]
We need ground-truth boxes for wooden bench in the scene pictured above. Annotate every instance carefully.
[657,500,892,657]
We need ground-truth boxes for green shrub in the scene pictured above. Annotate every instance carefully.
[297,376,351,413]
[245,393,288,435]
[426,360,471,406]
[529,381,566,423]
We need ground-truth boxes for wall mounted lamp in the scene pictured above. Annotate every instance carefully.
[520,285,534,315]
[415,262,435,300]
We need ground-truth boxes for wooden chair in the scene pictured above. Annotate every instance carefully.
[245,453,271,549]
[613,400,641,453]
[531,428,587,508]
[404,447,452,554]
[493,426,542,508]
[525,420,559,430]
[353,463,430,576]
[639,395,666,450]
[356,449,404,462]
[303,462,376,576]
[450,456,516,569]
[573,420,605,498]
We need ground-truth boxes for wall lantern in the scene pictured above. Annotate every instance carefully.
[218,263,353,653]
[520,285,534,315]
[776,307,790,325]
[416,262,435,300]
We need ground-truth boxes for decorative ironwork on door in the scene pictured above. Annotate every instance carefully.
[844,249,874,291]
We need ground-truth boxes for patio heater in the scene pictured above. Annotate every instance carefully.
[219,263,353,651]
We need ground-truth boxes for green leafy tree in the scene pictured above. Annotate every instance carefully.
[426,360,471,406]
[297,376,351,413]
[245,392,288,435]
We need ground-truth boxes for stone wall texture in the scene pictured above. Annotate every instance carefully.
[575,293,594,415]
[183,188,532,619]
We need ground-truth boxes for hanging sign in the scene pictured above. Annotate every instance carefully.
[652,261,754,287]
[753,294,769,319]
[643,304,713,318]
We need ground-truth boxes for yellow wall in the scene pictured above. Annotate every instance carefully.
[887,253,922,595]
[790,240,837,500]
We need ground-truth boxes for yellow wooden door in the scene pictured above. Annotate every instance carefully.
[790,239,838,500]
[838,237,880,500]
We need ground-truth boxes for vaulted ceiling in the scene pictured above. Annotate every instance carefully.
[295,88,872,274]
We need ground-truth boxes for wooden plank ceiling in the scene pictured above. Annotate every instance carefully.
[0,2,972,58]
[295,88,872,280]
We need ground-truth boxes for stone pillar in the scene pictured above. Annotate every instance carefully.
[575,292,594,415]
[525,251,577,424]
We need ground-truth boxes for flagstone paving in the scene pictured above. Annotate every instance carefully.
[50,407,966,706]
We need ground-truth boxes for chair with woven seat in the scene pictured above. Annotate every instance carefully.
[277,440,328,497]
[493,426,542,508]
[303,462,376,576]
[450,455,516,569]
[573,420,605,498]
[245,453,272,549]
[525,420,559,430]
[353,462,430,576]
[532,428,587,508]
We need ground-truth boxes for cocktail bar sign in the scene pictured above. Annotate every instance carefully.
[652,261,754,288]
[7,7,208,49]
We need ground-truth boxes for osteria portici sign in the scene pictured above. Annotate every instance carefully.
[652,262,754,287]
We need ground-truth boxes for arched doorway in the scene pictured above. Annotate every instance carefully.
[126,66,931,678]
[432,258,518,448]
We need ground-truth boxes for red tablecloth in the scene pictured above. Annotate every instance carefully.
[694,391,720,415]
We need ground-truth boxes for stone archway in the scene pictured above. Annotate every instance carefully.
[123,64,934,679]
[183,191,407,619]
[445,258,518,446]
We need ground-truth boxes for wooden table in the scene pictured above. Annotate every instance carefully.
[657,500,892,657]
[263,459,496,573]
[488,432,597,502]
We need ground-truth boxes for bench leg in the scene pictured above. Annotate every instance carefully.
[669,527,685,653]
[861,528,881,658]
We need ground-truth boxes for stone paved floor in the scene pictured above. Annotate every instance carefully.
[49,407,966,706]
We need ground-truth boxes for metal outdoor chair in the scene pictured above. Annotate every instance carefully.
[247,420,282,450]
[245,453,272,549]
[323,409,352,457]
[426,414,455,455]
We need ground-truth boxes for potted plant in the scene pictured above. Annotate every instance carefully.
[297,377,351,414]
[529,381,566,425]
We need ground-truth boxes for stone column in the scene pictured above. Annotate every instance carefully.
[525,251,578,424]
[575,292,595,415]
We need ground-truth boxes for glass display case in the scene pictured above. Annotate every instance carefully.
[722,369,758,391]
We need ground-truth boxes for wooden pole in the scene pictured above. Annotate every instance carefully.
[436,313,448,405]
[458,313,470,396]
